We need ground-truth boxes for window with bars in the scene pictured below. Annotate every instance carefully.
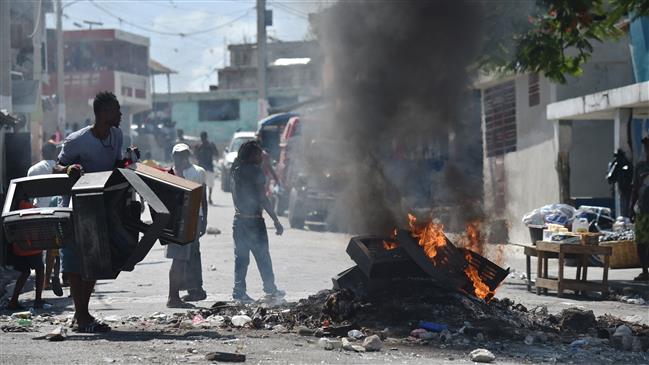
[528,73,540,107]
[484,80,516,157]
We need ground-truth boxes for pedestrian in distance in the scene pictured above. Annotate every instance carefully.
[53,91,125,333]
[230,140,285,303]
[27,141,63,297]
[165,143,209,308]
[195,131,219,205]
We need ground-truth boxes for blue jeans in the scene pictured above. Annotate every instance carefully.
[233,216,277,296]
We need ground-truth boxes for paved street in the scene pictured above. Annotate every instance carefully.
[2,183,648,364]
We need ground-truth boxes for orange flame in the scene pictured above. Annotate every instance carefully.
[463,220,484,256]
[383,241,399,250]
[464,251,495,300]
[407,213,447,266]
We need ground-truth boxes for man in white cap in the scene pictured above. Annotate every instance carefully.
[166,143,209,308]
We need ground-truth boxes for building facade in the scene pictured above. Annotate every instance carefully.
[151,40,323,146]
[476,38,637,244]
[43,29,152,142]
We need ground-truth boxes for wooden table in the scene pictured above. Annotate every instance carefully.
[535,241,612,297]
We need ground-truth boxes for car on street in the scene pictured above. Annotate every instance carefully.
[218,131,256,192]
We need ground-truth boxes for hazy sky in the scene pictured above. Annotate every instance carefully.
[45,1,329,93]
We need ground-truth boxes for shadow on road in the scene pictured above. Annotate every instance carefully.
[67,330,231,342]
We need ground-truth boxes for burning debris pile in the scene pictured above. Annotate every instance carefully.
[336,214,509,302]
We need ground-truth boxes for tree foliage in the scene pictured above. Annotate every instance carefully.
[510,0,649,83]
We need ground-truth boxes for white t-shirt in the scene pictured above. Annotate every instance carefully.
[178,164,206,216]
[27,159,56,207]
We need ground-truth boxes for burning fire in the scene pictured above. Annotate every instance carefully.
[407,213,447,265]
[383,241,399,250]
[383,229,399,250]
[406,214,496,301]
[464,251,496,300]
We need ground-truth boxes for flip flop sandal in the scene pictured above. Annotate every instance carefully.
[74,320,111,333]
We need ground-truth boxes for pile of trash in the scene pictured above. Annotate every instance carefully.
[160,289,649,354]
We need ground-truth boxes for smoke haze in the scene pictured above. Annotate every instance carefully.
[309,0,488,235]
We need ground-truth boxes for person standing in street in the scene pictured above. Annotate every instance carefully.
[230,140,285,303]
[195,131,218,205]
[54,91,124,333]
[631,137,649,281]
[27,141,63,297]
[165,143,209,308]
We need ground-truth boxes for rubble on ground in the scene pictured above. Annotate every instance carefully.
[1,287,648,363]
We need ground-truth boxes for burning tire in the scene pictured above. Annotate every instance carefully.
[288,188,306,229]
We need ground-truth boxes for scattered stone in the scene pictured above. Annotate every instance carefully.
[611,326,634,351]
[351,345,366,352]
[559,308,596,333]
[297,326,314,336]
[614,325,633,337]
[342,338,354,351]
[103,358,115,363]
[209,265,217,271]
[475,333,485,342]
[362,335,382,352]
[204,352,246,362]
[231,315,252,327]
[319,338,342,350]
[45,326,67,342]
[469,348,495,363]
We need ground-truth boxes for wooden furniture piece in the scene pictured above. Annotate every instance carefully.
[535,241,612,297]
[520,245,558,292]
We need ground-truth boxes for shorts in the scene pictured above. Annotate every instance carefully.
[205,170,215,188]
[61,246,81,274]
[12,254,44,274]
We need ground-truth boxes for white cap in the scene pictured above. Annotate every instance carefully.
[172,143,191,155]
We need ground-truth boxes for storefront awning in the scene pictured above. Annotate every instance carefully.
[547,81,649,121]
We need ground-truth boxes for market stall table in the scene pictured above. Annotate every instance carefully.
[535,241,612,297]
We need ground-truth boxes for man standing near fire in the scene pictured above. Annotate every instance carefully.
[230,140,285,303]
[54,91,124,333]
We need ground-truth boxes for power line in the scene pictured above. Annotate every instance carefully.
[88,0,255,37]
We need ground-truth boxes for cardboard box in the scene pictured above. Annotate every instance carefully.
[128,163,203,245]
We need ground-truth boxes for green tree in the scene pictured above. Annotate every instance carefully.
[510,0,649,83]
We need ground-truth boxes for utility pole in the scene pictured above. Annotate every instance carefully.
[256,0,268,119]
[32,0,44,162]
[0,0,12,113]
[56,0,65,134]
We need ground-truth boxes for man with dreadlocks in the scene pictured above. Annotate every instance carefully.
[230,140,285,303]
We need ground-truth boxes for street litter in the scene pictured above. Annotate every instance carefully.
[45,326,67,342]
[231,315,252,327]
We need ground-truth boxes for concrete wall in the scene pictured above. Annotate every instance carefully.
[481,38,635,244]
[482,73,559,244]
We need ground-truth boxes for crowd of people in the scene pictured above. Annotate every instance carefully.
[4,91,285,333]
